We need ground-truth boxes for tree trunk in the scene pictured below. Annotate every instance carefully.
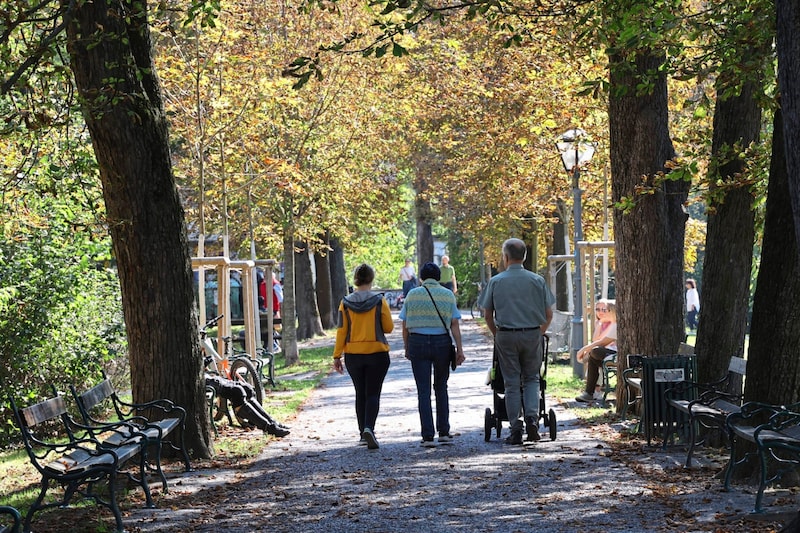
[314,242,335,330]
[732,107,800,479]
[66,0,211,457]
[553,201,569,311]
[776,0,800,250]
[282,233,299,365]
[695,74,762,388]
[747,106,800,405]
[295,242,324,340]
[608,50,688,408]
[329,236,349,311]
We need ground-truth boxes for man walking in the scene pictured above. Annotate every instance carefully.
[482,238,554,445]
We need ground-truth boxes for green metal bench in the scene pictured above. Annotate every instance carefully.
[664,356,746,467]
[0,506,21,533]
[9,393,153,533]
[69,375,192,488]
[725,401,800,513]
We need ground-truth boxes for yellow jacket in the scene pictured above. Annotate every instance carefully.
[333,292,394,358]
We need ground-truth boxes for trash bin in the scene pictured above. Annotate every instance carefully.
[640,354,697,445]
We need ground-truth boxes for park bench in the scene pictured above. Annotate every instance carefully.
[725,401,800,513]
[663,356,747,467]
[69,375,192,491]
[0,506,21,533]
[9,393,155,533]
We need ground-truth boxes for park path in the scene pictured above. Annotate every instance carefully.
[124,313,792,533]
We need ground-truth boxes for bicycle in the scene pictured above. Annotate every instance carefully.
[200,315,265,423]
[471,282,484,319]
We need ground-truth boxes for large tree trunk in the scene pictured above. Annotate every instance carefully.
[777,0,800,250]
[295,242,324,340]
[733,107,800,480]
[609,50,688,409]
[66,0,211,457]
[747,107,800,405]
[695,73,762,387]
[329,236,349,311]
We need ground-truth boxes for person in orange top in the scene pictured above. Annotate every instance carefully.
[333,263,394,449]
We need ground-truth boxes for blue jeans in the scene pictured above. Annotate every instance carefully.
[407,333,451,439]
[494,329,543,431]
[344,352,390,435]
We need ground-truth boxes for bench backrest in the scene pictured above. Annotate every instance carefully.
[76,379,116,413]
[17,395,67,428]
[728,356,747,376]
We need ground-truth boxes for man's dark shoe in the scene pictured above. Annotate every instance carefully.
[505,430,523,445]
[267,425,290,437]
[525,417,541,442]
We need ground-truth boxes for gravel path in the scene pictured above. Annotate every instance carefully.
[124,314,795,533]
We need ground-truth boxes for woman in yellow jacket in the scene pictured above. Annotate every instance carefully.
[333,263,394,449]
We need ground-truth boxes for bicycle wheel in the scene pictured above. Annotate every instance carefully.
[471,300,481,319]
[229,357,265,405]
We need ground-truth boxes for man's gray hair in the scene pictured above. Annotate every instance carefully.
[503,238,527,261]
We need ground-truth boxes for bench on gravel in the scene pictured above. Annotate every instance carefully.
[69,375,192,491]
[725,401,800,513]
[663,356,747,467]
[9,393,155,533]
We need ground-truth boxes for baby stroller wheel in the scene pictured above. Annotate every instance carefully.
[495,416,502,438]
[548,408,557,440]
[484,408,493,442]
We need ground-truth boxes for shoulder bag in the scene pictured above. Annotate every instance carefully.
[423,286,458,371]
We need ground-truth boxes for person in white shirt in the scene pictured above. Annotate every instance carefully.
[685,279,700,331]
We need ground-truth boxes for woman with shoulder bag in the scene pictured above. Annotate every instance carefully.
[400,262,466,447]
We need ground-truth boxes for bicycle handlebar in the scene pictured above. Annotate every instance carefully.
[202,314,224,331]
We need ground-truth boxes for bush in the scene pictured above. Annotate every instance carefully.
[0,224,125,446]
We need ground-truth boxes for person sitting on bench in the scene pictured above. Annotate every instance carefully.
[204,357,289,437]
[575,299,617,403]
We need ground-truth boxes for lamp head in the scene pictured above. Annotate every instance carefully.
[555,128,596,173]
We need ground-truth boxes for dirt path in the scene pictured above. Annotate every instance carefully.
[56,314,797,532]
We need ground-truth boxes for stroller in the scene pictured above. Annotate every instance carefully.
[484,334,557,442]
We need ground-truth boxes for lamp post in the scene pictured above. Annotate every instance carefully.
[556,128,596,378]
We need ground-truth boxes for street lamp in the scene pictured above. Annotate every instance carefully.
[555,128,596,378]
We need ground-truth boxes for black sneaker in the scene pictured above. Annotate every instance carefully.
[525,417,541,442]
[438,434,454,445]
[363,428,380,450]
[505,430,523,445]
[421,438,437,448]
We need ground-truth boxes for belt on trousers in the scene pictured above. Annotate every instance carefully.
[497,327,539,332]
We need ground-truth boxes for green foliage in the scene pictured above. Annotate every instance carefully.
[0,204,125,446]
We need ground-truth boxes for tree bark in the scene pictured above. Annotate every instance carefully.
[695,73,762,388]
[295,242,324,341]
[282,233,299,365]
[609,49,688,408]
[776,0,800,251]
[747,106,800,406]
[65,0,211,456]
[552,201,569,311]
[329,236,349,312]
[732,106,800,479]
[314,241,335,329]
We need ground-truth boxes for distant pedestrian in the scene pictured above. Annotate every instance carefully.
[400,262,465,447]
[399,258,417,297]
[685,279,700,331]
[439,255,458,293]
[333,264,394,450]
[482,238,554,445]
